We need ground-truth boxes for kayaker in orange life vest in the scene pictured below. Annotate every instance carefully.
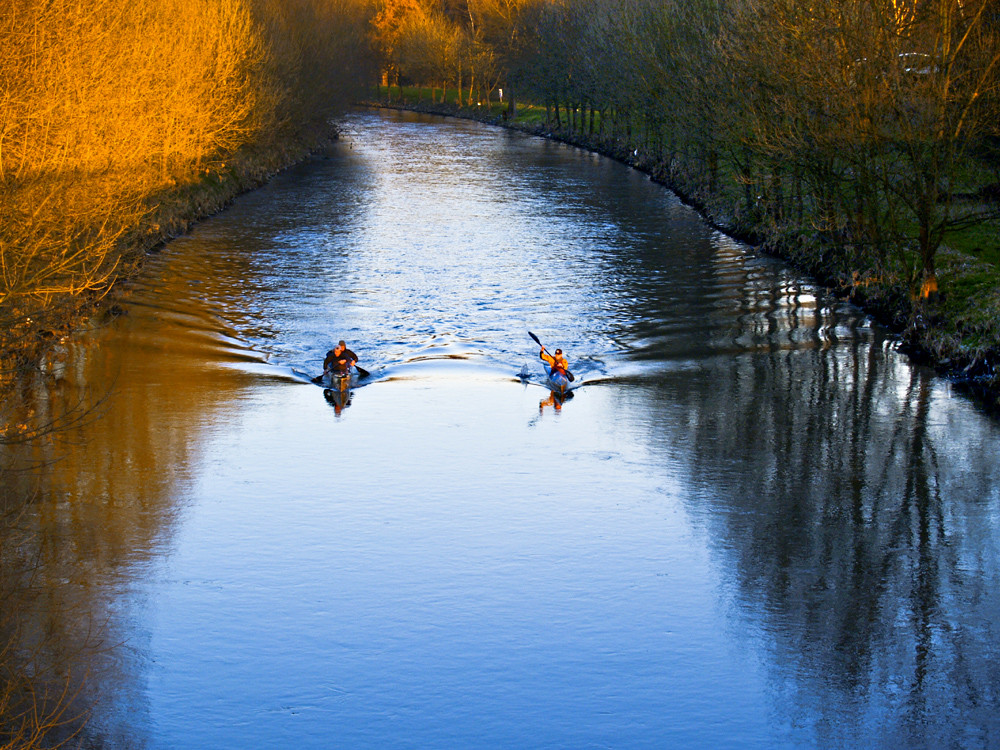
[539,346,569,376]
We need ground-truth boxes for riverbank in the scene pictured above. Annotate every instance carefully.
[364,97,1000,411]
[0,126,341,396]
[1,0,377,407]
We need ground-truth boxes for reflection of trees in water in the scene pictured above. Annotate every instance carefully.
[590,202,1000,741]
[1,507,79,747]
[1,345,114,746]
[0,319,251,746]
[642,302,1000,743]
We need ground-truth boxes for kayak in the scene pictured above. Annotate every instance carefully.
[545,366,570,395]
[323,366,357,390]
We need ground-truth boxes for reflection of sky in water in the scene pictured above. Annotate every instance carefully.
[7,109,1000,749]
[130,109,712,379]
[142,382,773,749]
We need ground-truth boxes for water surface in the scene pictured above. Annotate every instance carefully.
[3,109,1000,749]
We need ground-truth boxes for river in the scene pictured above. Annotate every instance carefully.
[2,108,999,749]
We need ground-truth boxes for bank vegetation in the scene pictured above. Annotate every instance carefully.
[0,0,376,390]
[369,0,1000,401]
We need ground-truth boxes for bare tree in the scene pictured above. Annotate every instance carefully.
[722,0,1000,294]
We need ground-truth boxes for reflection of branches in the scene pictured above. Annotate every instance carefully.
[0,372,116,478]
[1,508,89,749]
[0,643,86,750]
[1,386,112,448]
[633,256,998,739]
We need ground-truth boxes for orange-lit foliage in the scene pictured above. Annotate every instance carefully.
[0,0,374,372]
[371,0,433,82]
[2,0,273,184]
[370,0,543,103]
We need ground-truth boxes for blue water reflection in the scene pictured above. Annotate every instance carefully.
[4,109,999,749]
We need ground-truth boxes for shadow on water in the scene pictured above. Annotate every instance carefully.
[323,383,353,416]
[0,308,265,743]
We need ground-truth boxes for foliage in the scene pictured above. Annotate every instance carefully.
[0,0,377,381]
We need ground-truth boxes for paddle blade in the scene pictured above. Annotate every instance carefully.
[528,331,542,347]
[311,373,325,384]
[567,371,575,382]
[356,365,370,379]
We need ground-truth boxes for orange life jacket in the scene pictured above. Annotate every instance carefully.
[540,349,568,374]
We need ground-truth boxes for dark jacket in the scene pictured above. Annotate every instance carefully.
[324,348,358,373]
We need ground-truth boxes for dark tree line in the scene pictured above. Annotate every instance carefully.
[380,0,1000,299]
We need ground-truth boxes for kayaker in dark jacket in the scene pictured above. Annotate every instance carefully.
[324,340,358,375]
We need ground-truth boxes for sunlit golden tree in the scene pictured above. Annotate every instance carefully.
[0,0,375,381]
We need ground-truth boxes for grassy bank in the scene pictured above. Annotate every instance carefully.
[368,86,1000,410]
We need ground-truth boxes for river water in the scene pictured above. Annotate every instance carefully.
[3,109,1000,749]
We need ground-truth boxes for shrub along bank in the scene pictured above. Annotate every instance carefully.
[0,0,376,395]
